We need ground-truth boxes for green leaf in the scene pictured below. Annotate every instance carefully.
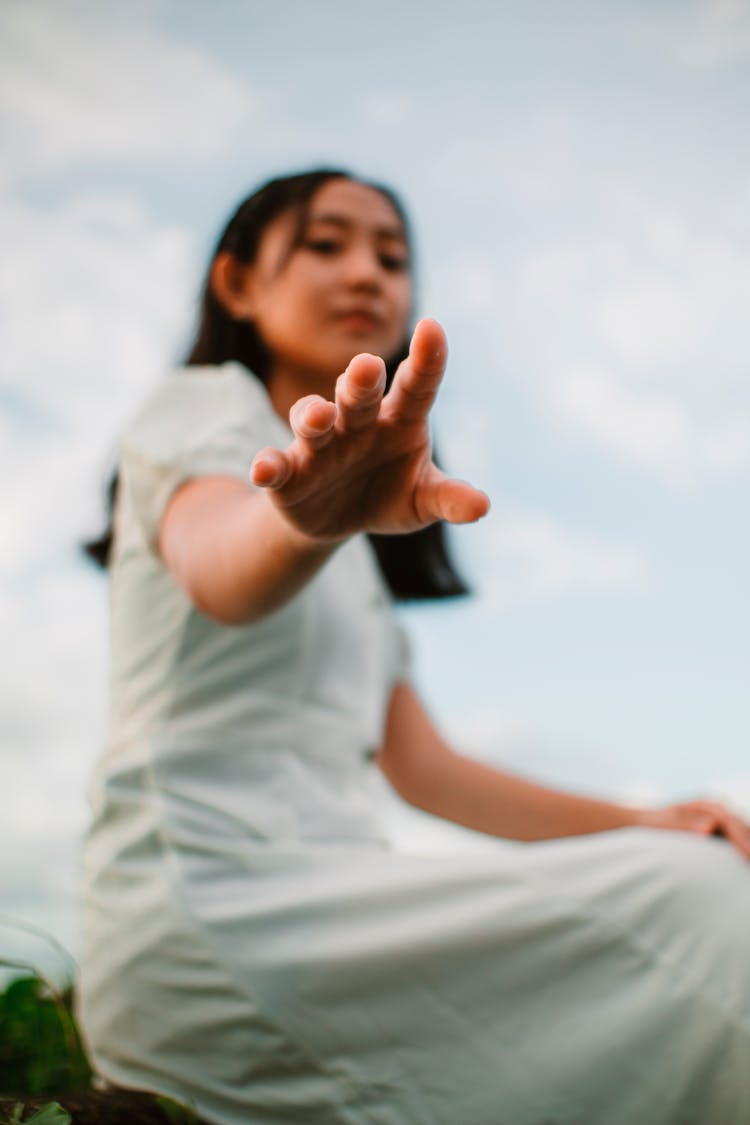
[0,975,92,1095]
[23,1104,72,1125]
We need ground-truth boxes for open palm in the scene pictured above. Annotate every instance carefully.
[249,319,490,542]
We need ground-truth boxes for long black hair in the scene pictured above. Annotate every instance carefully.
[84,168,470,601]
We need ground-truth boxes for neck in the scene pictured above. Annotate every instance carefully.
[265,363,337,426]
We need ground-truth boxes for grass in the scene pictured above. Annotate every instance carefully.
[0,974,91,1098]
[0,971,203,1123]
[0,1105,71,1125]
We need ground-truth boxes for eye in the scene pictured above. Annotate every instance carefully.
[305,238,341,256]
[379,253,409,272]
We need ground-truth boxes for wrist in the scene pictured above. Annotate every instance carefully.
[626,806,661,830]
[258,490,348,554]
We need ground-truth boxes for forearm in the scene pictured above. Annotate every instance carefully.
[378,683,643,842]
[159,477,339,624]
[399,747,642,842]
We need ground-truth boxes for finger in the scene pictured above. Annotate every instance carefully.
[690,814,719,835]
[250,446,293,490]
[288,395,337,450]
[416,466,490,525]
[335,353,387,432]
[385,318,448,424]
[716,815,750,860]
[683,801,750,859]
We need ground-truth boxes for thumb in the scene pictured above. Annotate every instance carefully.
[416,466,490,526]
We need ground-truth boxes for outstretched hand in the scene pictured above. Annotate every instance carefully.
[249,318,490,542]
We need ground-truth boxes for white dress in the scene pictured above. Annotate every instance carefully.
[78,362,750,1125]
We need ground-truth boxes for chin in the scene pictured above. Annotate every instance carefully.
[341,333,404,366]
[303,335,404,386]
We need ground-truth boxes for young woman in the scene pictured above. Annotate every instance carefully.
[79,168,750,1125]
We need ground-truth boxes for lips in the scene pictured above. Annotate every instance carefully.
[332,307,385,330]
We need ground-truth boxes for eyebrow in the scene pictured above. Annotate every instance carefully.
[306,212,407,241]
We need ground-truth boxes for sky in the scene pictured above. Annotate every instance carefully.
[1,0,749,981]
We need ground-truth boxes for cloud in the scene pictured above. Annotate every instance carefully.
[594,275,702,373]
[0,0,259,184]
[556,365,750,484]
[634,0,750,69]
[472,502,648,608]
[0,564,107,980]
[359,91,417,130]
[0,192,194,408]
[711,777,750,819]
[516,207,750,385]
[521,212,750,483]
[437,196,750,486]
[558,364,686,470]
[430,105,580,209]
[0,191,199,568]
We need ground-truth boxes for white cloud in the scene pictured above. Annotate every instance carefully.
[635,0,750,69]
[359,91,416,129]
[437,196,750,486]
[0,192,194,406]
[556,365,750,485]
[0,564,107,978]
[433,252,503,320]
[430,105,580,209]
[517,211,750,386]
[0,191,198,565]
[711,777,750,819]
[555,366,692,482]
[594,277,700,372]
[0,0,259,184]
[0,566,107,747]
[473,501,648,608]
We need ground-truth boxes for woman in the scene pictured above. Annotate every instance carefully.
[79,168,750,1125]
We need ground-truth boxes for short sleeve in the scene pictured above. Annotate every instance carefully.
[119,363,286,552]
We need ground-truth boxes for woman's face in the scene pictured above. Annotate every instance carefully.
[233,179,413,393]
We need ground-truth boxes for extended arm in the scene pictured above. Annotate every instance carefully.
[378,683,750,855]
[159,319,488,624]
[159,479,336,624]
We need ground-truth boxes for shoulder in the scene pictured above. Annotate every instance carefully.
[115,364,282,551]
[126,362,268,435]
[122,362,283,463]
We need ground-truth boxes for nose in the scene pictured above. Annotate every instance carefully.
[341,241,384,290]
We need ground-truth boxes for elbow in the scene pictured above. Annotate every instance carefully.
[196,603,250,628]
[376,745,445,812]
[182,579,258,627]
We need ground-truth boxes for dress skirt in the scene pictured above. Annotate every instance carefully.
[78,785,750,1125]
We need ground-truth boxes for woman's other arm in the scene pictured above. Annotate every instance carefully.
[377,682,750,857]
[378,683,641,841]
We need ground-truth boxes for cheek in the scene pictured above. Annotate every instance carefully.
[255,273,322,336]
[390,282,413,337]
[395,274,413,314]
